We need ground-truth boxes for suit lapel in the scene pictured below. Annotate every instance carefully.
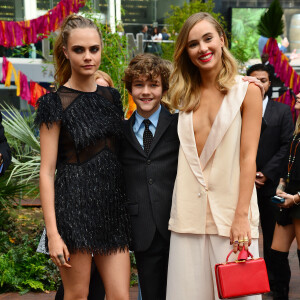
[148,106,173,154]
[123,112,146,156]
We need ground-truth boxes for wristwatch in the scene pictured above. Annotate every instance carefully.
[298,191,300,200]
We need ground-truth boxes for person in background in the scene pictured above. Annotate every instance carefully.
[139,24,151,53]
[0,112,11,176]
[161,27,170,40]
[166,12,262,300]
[151,27,162,56]
[269,94,300,300]
[152,27,162,41]
[139,24,148,39]
[260,36,300,63]
[94,70,114,87]
[247,64,294,295]
[116,22,125,38]
[259,36,289,56]
[35,14,131,300]
[261,53,275,75]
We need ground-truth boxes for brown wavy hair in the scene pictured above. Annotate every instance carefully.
[169,12,238,112]
[123,53,171,93]
[53,14,102,87]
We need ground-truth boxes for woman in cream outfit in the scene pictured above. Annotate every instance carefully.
[166,13,262,300]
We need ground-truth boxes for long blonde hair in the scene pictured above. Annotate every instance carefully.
[53,14,102,87]
[169,12,238,112]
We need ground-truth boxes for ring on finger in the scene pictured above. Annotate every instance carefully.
[234,240,239,244]
[238,239,244,243]
[57,254,65,264]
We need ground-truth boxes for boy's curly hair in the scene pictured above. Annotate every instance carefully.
[123,53,171,93]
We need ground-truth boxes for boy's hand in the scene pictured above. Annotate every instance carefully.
[242,76,265,98]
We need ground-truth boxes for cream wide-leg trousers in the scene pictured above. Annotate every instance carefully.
[166,232,262,300]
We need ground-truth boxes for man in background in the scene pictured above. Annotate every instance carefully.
[247,64,294,293]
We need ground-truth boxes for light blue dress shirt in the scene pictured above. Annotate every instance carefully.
[132,105,161,149]
[0,163,3,173]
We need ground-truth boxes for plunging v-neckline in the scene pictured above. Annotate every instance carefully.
[193,94,228,163]
[177,76,249,185]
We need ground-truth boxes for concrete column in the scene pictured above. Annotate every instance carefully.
[109,0,116,33]
[15,0,23,21]
[24,0,37,20]
[116,0,121,25]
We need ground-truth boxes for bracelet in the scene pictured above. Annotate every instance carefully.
[292,195,300,206]
[277,184,286,191]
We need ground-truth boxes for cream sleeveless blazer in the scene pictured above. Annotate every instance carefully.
[168,76,260,238]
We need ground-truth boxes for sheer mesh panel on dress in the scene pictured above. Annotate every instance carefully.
[57,87,81,110]
[56,86,120,165]
[76,138,118,164]
[58,127,78,164]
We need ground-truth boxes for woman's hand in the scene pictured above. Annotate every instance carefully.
[230,214,252,253]
[276,180,286,195]
[276,187,284,195]
[277,191,295,208]
[48,233,71,268]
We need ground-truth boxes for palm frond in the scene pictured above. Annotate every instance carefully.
[0,174,29,203]
[257,0,284,38]
[8,156,40,184]
[0,103,40,197]
[1,104,40,152]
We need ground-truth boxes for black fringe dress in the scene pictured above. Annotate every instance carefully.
[35,85,131,255]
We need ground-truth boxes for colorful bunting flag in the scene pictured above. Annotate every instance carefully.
[0,0,85,48]
[1,57,49,106]
[126,93,136,119]
[264,37,300,120]
[1,56,8,83]
[19,71,30,101]
[263,38,300,95]
[30,81,48,107]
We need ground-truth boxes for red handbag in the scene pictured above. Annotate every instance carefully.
[215,247,270,299]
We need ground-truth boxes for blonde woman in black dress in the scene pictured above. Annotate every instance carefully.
[35,15,131,300]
